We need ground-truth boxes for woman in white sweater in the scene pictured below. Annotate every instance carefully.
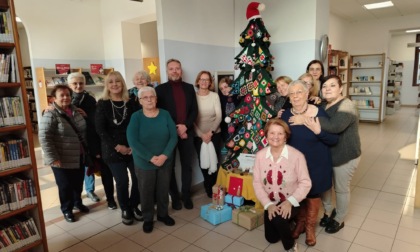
[193,71,222,197]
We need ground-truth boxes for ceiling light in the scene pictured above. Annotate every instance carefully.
[364,1,394,10]
[406,29,420,33]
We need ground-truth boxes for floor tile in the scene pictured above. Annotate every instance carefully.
[171,223,209,243]
[194,231,234,251]
[354,230,394,252]
[83,229,125,251]
[101,238,145,252]
[360,218,398,238]
[147,235,189,252]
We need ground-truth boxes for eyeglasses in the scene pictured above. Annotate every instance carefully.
[140,96,156,101]
[289,90,306,96]
[199,79,211,82]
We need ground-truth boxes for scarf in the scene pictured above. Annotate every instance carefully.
[129,87,139,97]
[72,91,87,106]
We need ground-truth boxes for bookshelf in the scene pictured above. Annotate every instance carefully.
[23,66,37,133]
[348,53,386,123]
[386,61,402,115]
[35,67,112,113]
[328,49,349,97]
[0,0,48,251]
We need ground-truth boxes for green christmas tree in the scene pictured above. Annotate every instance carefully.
[222,2,276,171]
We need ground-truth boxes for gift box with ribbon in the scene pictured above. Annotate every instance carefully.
[200,203,232,225]
[212,185,225,206]
[225,193,244,207]
[228,176,243,196]
[232,205,264,230]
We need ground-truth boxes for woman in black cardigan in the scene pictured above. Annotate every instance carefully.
[95,71,142,225]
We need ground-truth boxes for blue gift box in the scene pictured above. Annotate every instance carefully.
[225,194,244,207]
[200,203,232,225]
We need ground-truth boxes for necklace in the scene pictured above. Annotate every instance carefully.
[110,100,127,125]
[291,104,308,115]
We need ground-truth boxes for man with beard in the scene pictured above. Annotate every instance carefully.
[155,59,198,210]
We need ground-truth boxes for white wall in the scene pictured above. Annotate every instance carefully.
[140,22,159,58]
[389,34,417,105]
[18,27,30,67]
[328,13,350,51]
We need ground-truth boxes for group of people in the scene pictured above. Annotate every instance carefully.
[38,58,361,248]
[254,60,361,251]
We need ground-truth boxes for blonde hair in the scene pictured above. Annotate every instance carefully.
[298,73,318,98]
[101,71,130,102]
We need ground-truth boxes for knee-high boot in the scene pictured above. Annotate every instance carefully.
[305,198,321,246]
[291,201,306,239]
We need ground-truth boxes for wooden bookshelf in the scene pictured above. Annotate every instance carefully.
[0,0,48,251]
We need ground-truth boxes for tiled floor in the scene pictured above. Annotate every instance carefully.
[37,106,420,252]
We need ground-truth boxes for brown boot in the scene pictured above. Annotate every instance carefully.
[305,198,321,246]
[291,201,306,239]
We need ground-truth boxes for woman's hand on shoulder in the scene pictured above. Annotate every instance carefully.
[76,108,87,118]
[303,117,321,134]
[309,96,321,105]
[289,114,305,125]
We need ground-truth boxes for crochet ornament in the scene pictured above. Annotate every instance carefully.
[222,2,276,171]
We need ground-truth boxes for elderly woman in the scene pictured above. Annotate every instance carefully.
[292,75,361,234]
[67,73,116,209]
[95,71,142,225]
[127,86,178,233]
[39,84,88,223]
[281,80,338,246]
[253,118,311,252]
[193,71,222,198]
[128,70,152,106]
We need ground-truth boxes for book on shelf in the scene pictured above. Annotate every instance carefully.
[0,176,37,214]
[55,64,70,75]
[92,74,106,85]
[51,76,66,85]
[0,216,41,251]
[0,9,13,43]
[0,96,24,127]
[0,136,31,171]
[90,64,103,74]
[82,72,95,85]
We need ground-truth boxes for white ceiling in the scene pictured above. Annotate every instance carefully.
[330,0,420,23]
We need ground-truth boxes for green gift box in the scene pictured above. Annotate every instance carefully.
[232,206,264,230]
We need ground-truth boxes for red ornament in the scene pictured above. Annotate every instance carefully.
[228,126,235,133]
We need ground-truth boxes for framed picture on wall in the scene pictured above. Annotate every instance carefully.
[214,71,234,92]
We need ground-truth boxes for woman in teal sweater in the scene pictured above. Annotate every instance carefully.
[127,86,178,233]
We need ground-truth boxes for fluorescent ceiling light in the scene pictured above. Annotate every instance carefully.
[15,17,22,23]
[364,1,394,10]
[406,29,420,33]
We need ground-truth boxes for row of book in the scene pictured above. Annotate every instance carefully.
[0,137,31,171]
[0,216,41,251]
[0,10,13,43]
[0,176,37,214]
[0,96,24,127]
[0,53,16,83]
[352,99,375,108]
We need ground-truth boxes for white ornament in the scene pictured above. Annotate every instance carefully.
[251,42,256,47]
[224,117,231,123]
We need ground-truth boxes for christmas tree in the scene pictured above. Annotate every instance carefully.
[222,2,276,171]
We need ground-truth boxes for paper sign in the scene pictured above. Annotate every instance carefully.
[55,64,70,74]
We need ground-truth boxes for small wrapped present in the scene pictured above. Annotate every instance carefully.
[212,185,225,206]
[232,206,264,230]
[225,194,244,207]
[200,203,232,225]
[228,176,243,196]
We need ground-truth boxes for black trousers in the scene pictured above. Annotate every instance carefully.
[98,158,115,203]
[193,132,221,194]
[264,204,300,250]
[51,158,85,214]
[108,160,140,211]
[169,133,194,201]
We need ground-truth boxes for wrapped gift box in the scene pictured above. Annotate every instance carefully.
[232,206,264,230]
[212,185,225,206]
[200,203,232,225]
[225,194,244,207]
[228,176,243,196]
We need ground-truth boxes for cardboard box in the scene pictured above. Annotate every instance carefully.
[225,194,244,207]
[232,206,264,230]
[200,203,232,225]
[212,185,225,206]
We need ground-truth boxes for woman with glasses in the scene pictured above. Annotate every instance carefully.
[281,80,338,246]
[193,71,222,198]
[95,71,142,225]
[127,86,178,233]
[306,60,325,97]
[298,73,321,105]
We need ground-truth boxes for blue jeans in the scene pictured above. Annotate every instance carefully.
[84,167,95,193]
[108,160,140,211]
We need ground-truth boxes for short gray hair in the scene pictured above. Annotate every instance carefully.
[67,72,85,84]
[138,86,156,98]
[288,80,309,93]
[133,70,151,84]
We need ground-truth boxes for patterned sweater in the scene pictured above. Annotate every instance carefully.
[253,146,311,209]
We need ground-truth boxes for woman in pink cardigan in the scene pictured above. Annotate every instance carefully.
[253,118,311,252]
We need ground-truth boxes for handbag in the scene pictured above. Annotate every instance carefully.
[59,109,101,176]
